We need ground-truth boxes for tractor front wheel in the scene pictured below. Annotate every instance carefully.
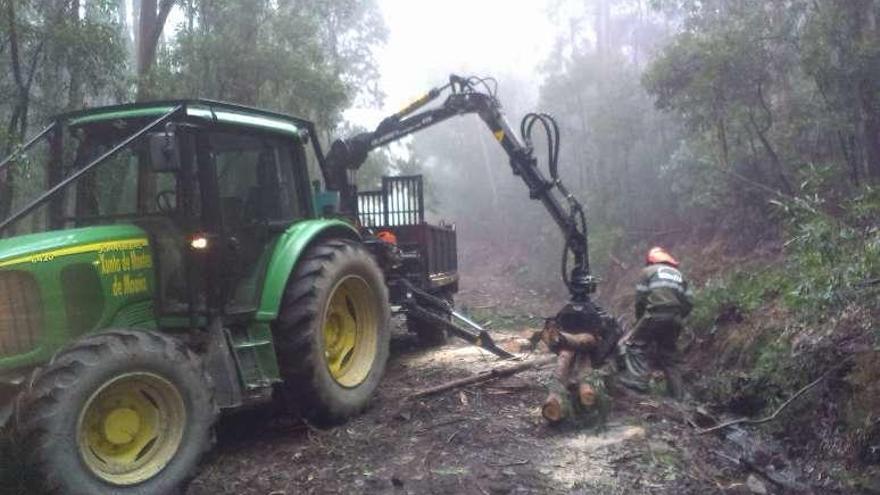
[12,329,217,495]
[274,239,391,426]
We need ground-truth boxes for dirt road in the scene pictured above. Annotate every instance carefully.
[188,324,734,495]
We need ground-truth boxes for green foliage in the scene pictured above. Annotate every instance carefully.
[688,190,879,335]
[0,0,128,124]
[775,192,880,317]
[0,0,129,221]
[691,190,880,444]
[643,0,880,238]
[751,339,792,381]
[587,222,625,277]
[799,1,880,180]
[689,265,787,334]
[0,0,385,144]
[157,0,386,129]
[0,0,385,224]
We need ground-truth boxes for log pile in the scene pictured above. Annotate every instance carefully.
[537,319,609,425]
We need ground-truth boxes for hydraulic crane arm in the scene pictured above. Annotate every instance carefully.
[325,75,606,335]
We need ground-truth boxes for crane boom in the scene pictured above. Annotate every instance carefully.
[325,75,607,337]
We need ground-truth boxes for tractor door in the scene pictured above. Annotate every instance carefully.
[59,121,201,317]
[197,130,310,315]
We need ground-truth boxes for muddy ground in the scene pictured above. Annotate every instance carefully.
[187,242,831,495]
[188,321,770,495]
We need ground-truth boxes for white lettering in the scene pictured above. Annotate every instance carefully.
[657,267,683,283]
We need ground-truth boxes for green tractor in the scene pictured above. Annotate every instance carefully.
[0,75,610,494]
[0,101,460,494]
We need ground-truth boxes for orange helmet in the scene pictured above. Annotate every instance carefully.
[646,246,679,267]
[377,230,397,245]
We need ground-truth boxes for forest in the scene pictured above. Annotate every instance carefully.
[0,0,878,493]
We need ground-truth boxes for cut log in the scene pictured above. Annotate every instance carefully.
[558,331,597,350]
[554,349,576,382]
[541,319,599,351]
[409,355,556,399]
[542,393,566,423]
[578,383,597,407]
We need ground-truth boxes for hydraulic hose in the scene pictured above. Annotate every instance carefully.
[519,111,588,294]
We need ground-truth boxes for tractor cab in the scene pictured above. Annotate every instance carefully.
[1,103,321,336]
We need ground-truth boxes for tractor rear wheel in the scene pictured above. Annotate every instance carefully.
[274,238,391,426]
[12,329,217,495]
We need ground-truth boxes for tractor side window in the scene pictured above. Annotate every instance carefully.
[73,146,140,220]
[209,133,303,228]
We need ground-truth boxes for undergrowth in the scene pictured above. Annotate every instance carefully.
[692,186,880,335]
[687,187,880,476]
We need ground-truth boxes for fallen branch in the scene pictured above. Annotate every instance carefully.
[698,363,844,435]
[491,459,530,467]
[409,355,556,399]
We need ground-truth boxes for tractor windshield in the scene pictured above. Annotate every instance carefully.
[0,111,186,237]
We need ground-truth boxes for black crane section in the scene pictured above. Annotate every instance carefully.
[325,74,606,340]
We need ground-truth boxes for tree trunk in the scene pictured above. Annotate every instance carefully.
[749,114,793,196]
[136,0,174,101]
[594,0,611,58]
[68,0,84,111]
[2,0,25,221]
[860,1,880,180]
[715,116,730,170]
[860,81,880,181]
[118,0,135,61]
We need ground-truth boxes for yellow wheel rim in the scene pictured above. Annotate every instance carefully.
[322,275,379,387]
[77,372,186,486]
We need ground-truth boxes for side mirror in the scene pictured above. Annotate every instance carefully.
[148,128,180,172]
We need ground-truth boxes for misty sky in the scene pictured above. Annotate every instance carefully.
[345,0,557,128]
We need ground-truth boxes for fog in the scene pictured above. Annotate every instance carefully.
[349,1,681,300]
[345,0,557,127]
[2,0,878,303]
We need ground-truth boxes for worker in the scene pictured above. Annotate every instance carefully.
[619,247,693,399]
[376,230,397,245]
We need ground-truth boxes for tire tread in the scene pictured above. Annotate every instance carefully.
[12,329,217,495]
[273,239,390,425]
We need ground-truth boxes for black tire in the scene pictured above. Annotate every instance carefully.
[406,294,453,346]
[12,329,217,495]
[273,238,391,426]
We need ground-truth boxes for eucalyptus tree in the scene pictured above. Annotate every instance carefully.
[0,0,127,219]
[157,0,386,130]
[645,0,880,222]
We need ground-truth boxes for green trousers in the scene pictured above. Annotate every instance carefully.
[623,313,684,399]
